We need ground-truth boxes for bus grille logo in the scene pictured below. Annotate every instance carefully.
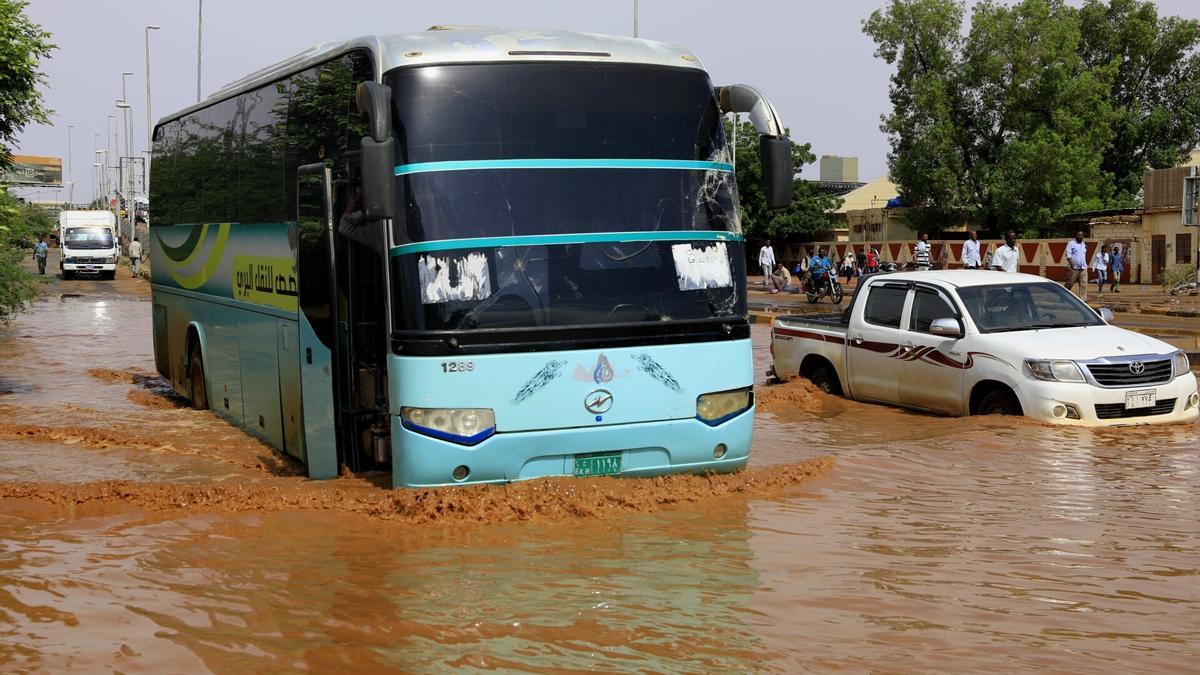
[584,389,613,414]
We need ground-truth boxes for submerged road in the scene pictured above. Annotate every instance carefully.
[0,274,1197,671]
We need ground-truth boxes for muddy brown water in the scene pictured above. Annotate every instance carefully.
[1,293,1198,671]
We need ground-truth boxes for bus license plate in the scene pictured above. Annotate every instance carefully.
[573,451,622,477]
[1125,389,1156,410]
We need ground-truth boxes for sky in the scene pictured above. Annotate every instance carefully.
[13,0,1200,204]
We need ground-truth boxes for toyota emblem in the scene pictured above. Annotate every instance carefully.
[1129,361,1145,375]
[584,388,613,414]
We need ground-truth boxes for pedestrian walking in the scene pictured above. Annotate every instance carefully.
[32,236,48,275]
[1064,231,1088,300]
[757,239,775,288]
[856,249,866,277]
[1090,244,1110,295]
[129,236,144,278]
[1109,244,1124,293]
[962,230,982,269]
[865,248,879,274]
[841,249,855,283]
[990,231,1020,273]
[914,233,932,271]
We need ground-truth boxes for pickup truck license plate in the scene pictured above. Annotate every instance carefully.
[573,451,622,477]
[1125,389,1156,410]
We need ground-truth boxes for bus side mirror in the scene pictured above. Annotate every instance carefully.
[357,81,395,220]
[716,84,794,210]
[761,136,794,210]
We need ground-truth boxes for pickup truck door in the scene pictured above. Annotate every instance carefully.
[846,282,912,404]
[899,285,966,414]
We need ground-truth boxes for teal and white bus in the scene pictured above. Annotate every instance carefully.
[149,26,793,487]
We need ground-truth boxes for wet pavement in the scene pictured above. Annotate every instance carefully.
[0,282,1198,671]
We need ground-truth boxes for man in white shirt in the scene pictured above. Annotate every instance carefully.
[962,230,982,269]
[913,233,931,271]
[757,240,776,288]
[128,236,144,277]
[990,231,1020,273]
[1064,231,1089,299]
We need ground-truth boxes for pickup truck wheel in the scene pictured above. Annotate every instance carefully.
[977,389,1020,416]
[188,344,209,411]
[808,364,843,396]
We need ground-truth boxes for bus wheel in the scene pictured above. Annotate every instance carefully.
[189,344,209,411]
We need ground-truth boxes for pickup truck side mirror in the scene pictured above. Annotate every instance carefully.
[1098,307,1114,323]
[929,317,964,338]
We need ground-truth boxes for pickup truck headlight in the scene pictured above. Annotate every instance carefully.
[696,387,753,426]
[1025,359,1085,383]
[400,407,495,445]
[1174,351,1192,378]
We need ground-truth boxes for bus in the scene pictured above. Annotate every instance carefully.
[149,26,794,487]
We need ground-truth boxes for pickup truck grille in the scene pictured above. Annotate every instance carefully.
[1094,398,1176,419]
[1086,360,1172,387]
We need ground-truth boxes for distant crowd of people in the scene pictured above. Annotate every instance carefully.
[757,230,1126,299]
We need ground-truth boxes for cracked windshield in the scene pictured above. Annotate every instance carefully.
[3,2,1200,672]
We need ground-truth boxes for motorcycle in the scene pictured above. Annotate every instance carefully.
[805,272,844,305]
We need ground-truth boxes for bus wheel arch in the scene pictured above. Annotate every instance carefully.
[185,326,208,411]
[799,355,843,396]
[970,381,1022,416]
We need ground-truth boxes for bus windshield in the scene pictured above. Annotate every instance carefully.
[63,227,114,249]
[383,62,744,337]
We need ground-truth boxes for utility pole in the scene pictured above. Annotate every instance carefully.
[196,0,203,102]
[66,124,74,207]
[145,25,160,178]
[633,0,639,37]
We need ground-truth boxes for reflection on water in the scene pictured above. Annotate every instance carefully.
[0,301,1198,670]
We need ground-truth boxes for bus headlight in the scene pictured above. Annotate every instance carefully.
[696,387,753,426]
[1173,351,1191,378]
[400,407,495,445]
[1025,359,1085,383]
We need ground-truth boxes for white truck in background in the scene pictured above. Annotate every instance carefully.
[58,210,119,280]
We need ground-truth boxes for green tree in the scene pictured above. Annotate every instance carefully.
[0,0,54,321]
[725,120,842,240]
[0,0,54,168]
[1078,0,1200,200]
[865,0,1200,234]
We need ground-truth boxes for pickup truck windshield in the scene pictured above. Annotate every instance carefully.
[957,282,1104,333]
[63,227,114,249]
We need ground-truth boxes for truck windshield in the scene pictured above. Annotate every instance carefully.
[957,283,1104,333]
[63,227,114,249]
[383,62,743,337]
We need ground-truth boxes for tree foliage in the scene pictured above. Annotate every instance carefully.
[725,120,842,240]
[864,0,1200,234]
[0,0,54,168]
[0,193,53,321]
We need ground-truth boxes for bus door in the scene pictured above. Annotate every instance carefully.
[296,164,341,479]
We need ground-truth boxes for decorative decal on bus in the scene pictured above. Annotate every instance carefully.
[511,359,567,405]
[633,353,683,392]
[155,222,233,291]
[232,255,299,312]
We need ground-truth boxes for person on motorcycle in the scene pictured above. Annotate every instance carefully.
[807,248,834,290]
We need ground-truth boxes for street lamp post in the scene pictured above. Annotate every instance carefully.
[66,124,74,207]
[95,149,107,207]
[117,99,133,247]
[196,0,203,102]
[145,25,160,176]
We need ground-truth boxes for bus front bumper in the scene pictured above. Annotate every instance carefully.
[390,409,754,488]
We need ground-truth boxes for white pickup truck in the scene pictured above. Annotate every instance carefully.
[769,270,1199,426]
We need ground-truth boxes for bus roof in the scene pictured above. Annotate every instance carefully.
[162,27,705,128]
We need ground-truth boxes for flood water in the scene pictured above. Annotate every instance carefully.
[1,292,1198,671]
